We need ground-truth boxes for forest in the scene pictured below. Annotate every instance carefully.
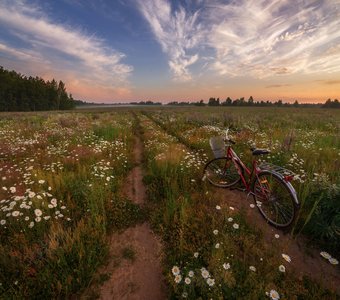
[0,66,75,111]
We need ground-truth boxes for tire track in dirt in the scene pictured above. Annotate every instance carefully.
[98,129,167,299]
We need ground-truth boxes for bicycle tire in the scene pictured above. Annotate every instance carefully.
[203,157,241,188]
[252,171,298,228]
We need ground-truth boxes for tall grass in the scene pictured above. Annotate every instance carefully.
[0,112,138,298]
[139,112,337,299]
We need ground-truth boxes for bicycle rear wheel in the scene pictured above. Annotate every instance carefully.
[252,171,297,228]
[203,157,241,188]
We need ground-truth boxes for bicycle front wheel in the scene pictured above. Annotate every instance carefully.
[252,171,297,228]
[203,157,241,188]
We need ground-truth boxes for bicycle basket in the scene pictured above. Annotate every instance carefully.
[209,136,225,158]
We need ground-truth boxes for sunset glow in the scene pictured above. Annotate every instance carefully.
[0,0,339,103]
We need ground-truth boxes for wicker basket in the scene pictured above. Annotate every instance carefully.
[209,136,225,158]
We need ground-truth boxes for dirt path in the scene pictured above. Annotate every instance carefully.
[212,188,340,294]
[98,134,167,300]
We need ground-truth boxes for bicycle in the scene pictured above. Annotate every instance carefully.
[203,130,299,228]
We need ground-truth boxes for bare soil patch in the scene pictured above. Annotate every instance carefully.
[212,188,340,294]
[98,134,167,300]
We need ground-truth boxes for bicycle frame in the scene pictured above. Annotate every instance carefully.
[226,145,260,192]
[225,144,299,206]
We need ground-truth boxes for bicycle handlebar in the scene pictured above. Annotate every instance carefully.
[225,129,236,144]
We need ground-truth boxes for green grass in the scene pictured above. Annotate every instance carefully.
[139,109,339,299]
[0,107,339,299]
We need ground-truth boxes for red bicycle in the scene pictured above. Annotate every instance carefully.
[203,130,299,228]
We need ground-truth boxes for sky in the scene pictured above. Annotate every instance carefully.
[0,0,340,103]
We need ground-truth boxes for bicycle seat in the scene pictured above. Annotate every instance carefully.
[250,148,270,155]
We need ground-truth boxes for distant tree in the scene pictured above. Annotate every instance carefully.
[194,99,205,106]
[0,66,75,111]
[208,97,220,106]
[248,96,254,106]
[322,98,340,108]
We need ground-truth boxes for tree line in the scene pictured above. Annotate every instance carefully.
[0,66,75,111]
[168,96,339,108]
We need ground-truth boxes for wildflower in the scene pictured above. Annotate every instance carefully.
[249,266,256,272]
[206,277,215,287]
[172,266,180,276]
[184,277,191,285]
[275,234,280,239]
[38,180,45,184]
[188,271,194,277]
[215,243,220,249]
[194,252,199,258]
[201,268,210,279]
[282,254,291,263]
[278,265,286,272]
[174,274,182,283]
[250,204,255,208]
[229,206,234,210]
[12,211,20,217]
[10,187,16,193]
[213,229,218,235]
[34,209,42,217]
[329,258,339,265]
[182,292,188,298]
[0,220,6,225]
[35,217,41,222]
[320,251,331,259]
[28,221,34,228]
[228,217,233,222]
[51,198,57,207]
[24,216,29,221]
[233,223,239,229]
[269,289,280,300]
[223,263,230,270]
[216,205,221,210]
[28,192,36,198]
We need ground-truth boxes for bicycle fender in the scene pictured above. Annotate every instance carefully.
[270,171,299,206]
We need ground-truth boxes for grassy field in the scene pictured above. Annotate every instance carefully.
[0,107,339,299]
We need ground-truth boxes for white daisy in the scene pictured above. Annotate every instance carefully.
[172,266,180,276]
[320,251,331,260]
[282,254,291,263]
[269,289,280,300]
[278,265,286,272]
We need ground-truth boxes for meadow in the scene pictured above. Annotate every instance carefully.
[0,107,339,299]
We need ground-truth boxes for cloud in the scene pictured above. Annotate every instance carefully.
[206,0,340,78]
[0,0,133,100]
[266,84,291,88]
[321,80,340,85]
[138,0,203,81]
[138,0,340,81]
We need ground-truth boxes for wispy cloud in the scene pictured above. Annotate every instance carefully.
[206,0,340,78]
[138,0,340,81]
[321,80,340,85]
[138,0,203,81]
[0,0,133,100]
[266,84,291,88]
